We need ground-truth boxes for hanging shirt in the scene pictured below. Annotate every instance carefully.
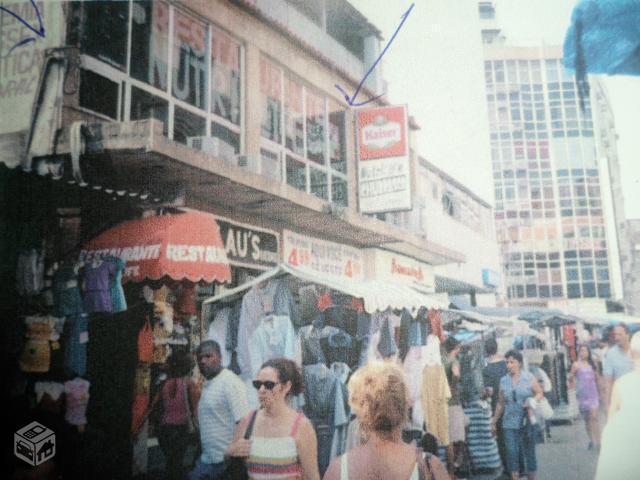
[65,377,90,426]
[53,264,84,316]
[207,307,231,368]
[82,261,116,313]
[248,315,296,379]
[105,257,127,313]
[421,365,451,446]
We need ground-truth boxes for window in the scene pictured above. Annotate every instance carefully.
[82,1,129,69]
[130,1,169,90]
[172,10,207,109]
[173,106,206,144]
[80,70,119,119]
[260,57,282,143]
[130,86,169,135]
[306,90,326,164]
[442,193,455,216]
[211,27,242,126]
[284,74,304,156]
[328,100,346,173]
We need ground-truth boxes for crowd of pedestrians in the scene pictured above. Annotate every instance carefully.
[148,325,639,480]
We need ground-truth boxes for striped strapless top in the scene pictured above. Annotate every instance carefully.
[246,412,304,479]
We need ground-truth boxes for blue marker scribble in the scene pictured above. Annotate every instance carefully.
[0,0,46,56]
[335,3,414,107]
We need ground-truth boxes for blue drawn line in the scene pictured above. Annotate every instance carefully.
[0,0,46,56]
[335,2,414,107]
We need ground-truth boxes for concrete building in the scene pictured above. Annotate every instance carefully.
[1,0,473,304]
[482,44,622,312]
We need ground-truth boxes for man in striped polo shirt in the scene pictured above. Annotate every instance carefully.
[190,340,249,480]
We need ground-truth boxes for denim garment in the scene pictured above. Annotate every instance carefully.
[53,265,84,317]
[105,257,127,313]
[321,329,354,366]
[248,314,296,377]
[459,339,486,404]
[300,324,340,365]
[500,370,535,430]
[303,363,349,476]
[377,317,397,358]
[64,314,88,377]
[503,424,537,474]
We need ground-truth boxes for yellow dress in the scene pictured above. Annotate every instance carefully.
[421,364,451,446]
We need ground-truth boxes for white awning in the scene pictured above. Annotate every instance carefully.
[581,313,640,326]
[202,264,448,313]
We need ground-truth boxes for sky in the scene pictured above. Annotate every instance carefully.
[349,0,640,219]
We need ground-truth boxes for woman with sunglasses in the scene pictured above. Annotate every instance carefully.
[226,357,320,480]
[491,350,544,480]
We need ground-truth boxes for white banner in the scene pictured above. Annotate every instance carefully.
[283,230,364,281]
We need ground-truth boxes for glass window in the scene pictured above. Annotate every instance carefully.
[172,10,207,109]
[211,27,241,125]
[332,177,348,206]
[284,74,304,156]
[211,122,240,156]
[80,69,119,119]
[260,57,282,143]
[582,282,596,297]
[130,1,169,90]
[82,1,129,69]
[306,90,326,164]
[286,155,306,192]
[597,283,611,298]
[526,284,537,298]
[174,106,206,144]
[567,283,581,298]
[552,285,564,297]
[309,167,328,200]
[328,100,346,173]
[130,86,169,135]
[259,149,282,182]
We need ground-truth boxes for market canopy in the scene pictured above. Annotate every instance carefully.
[80,211,231,284]
[203,263,448,313]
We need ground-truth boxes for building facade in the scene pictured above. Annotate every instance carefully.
[482,43,623,311]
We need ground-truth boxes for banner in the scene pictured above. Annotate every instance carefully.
[357,105,412,213]
[283,230,364,281]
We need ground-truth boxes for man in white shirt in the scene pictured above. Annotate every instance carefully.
[189,340,249,480]
[603,324,634,420]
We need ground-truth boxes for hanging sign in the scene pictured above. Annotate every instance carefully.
[357,105,412,214]
[283,230,364,281]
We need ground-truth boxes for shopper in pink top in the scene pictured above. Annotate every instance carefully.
[155,351,198,480]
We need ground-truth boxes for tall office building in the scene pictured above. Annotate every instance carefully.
[480,3,622,309]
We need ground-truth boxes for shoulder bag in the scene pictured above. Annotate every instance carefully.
[222,409,258,480]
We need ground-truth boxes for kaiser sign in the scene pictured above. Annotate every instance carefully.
[357,105,412,213]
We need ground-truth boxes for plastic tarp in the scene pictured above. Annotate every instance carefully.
[564,0,640,76]
[202,263,449,313]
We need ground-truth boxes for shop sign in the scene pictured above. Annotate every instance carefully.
[283,230,364,281]
[0,1,64,135]
[364,249,435,292]
[482,268,501,288]
[356,105,412,213]
[216,217,279,270]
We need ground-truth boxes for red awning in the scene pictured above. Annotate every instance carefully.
[81,212,232,284]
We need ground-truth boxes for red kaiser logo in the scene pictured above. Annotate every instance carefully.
[358,106,408,160]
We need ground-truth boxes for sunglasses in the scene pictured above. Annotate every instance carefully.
[252,380,279,390]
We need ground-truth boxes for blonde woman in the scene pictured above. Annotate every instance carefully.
[323,362,449,480]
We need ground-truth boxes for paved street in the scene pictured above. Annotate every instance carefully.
[535,420,599,480]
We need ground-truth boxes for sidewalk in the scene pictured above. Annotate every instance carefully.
[536,420,599,480]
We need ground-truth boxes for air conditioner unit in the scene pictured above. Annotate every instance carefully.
[187,136,236,164]
[236,154,282,182]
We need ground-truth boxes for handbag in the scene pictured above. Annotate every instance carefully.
[535,396,554,420]
[222,410,258,480]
